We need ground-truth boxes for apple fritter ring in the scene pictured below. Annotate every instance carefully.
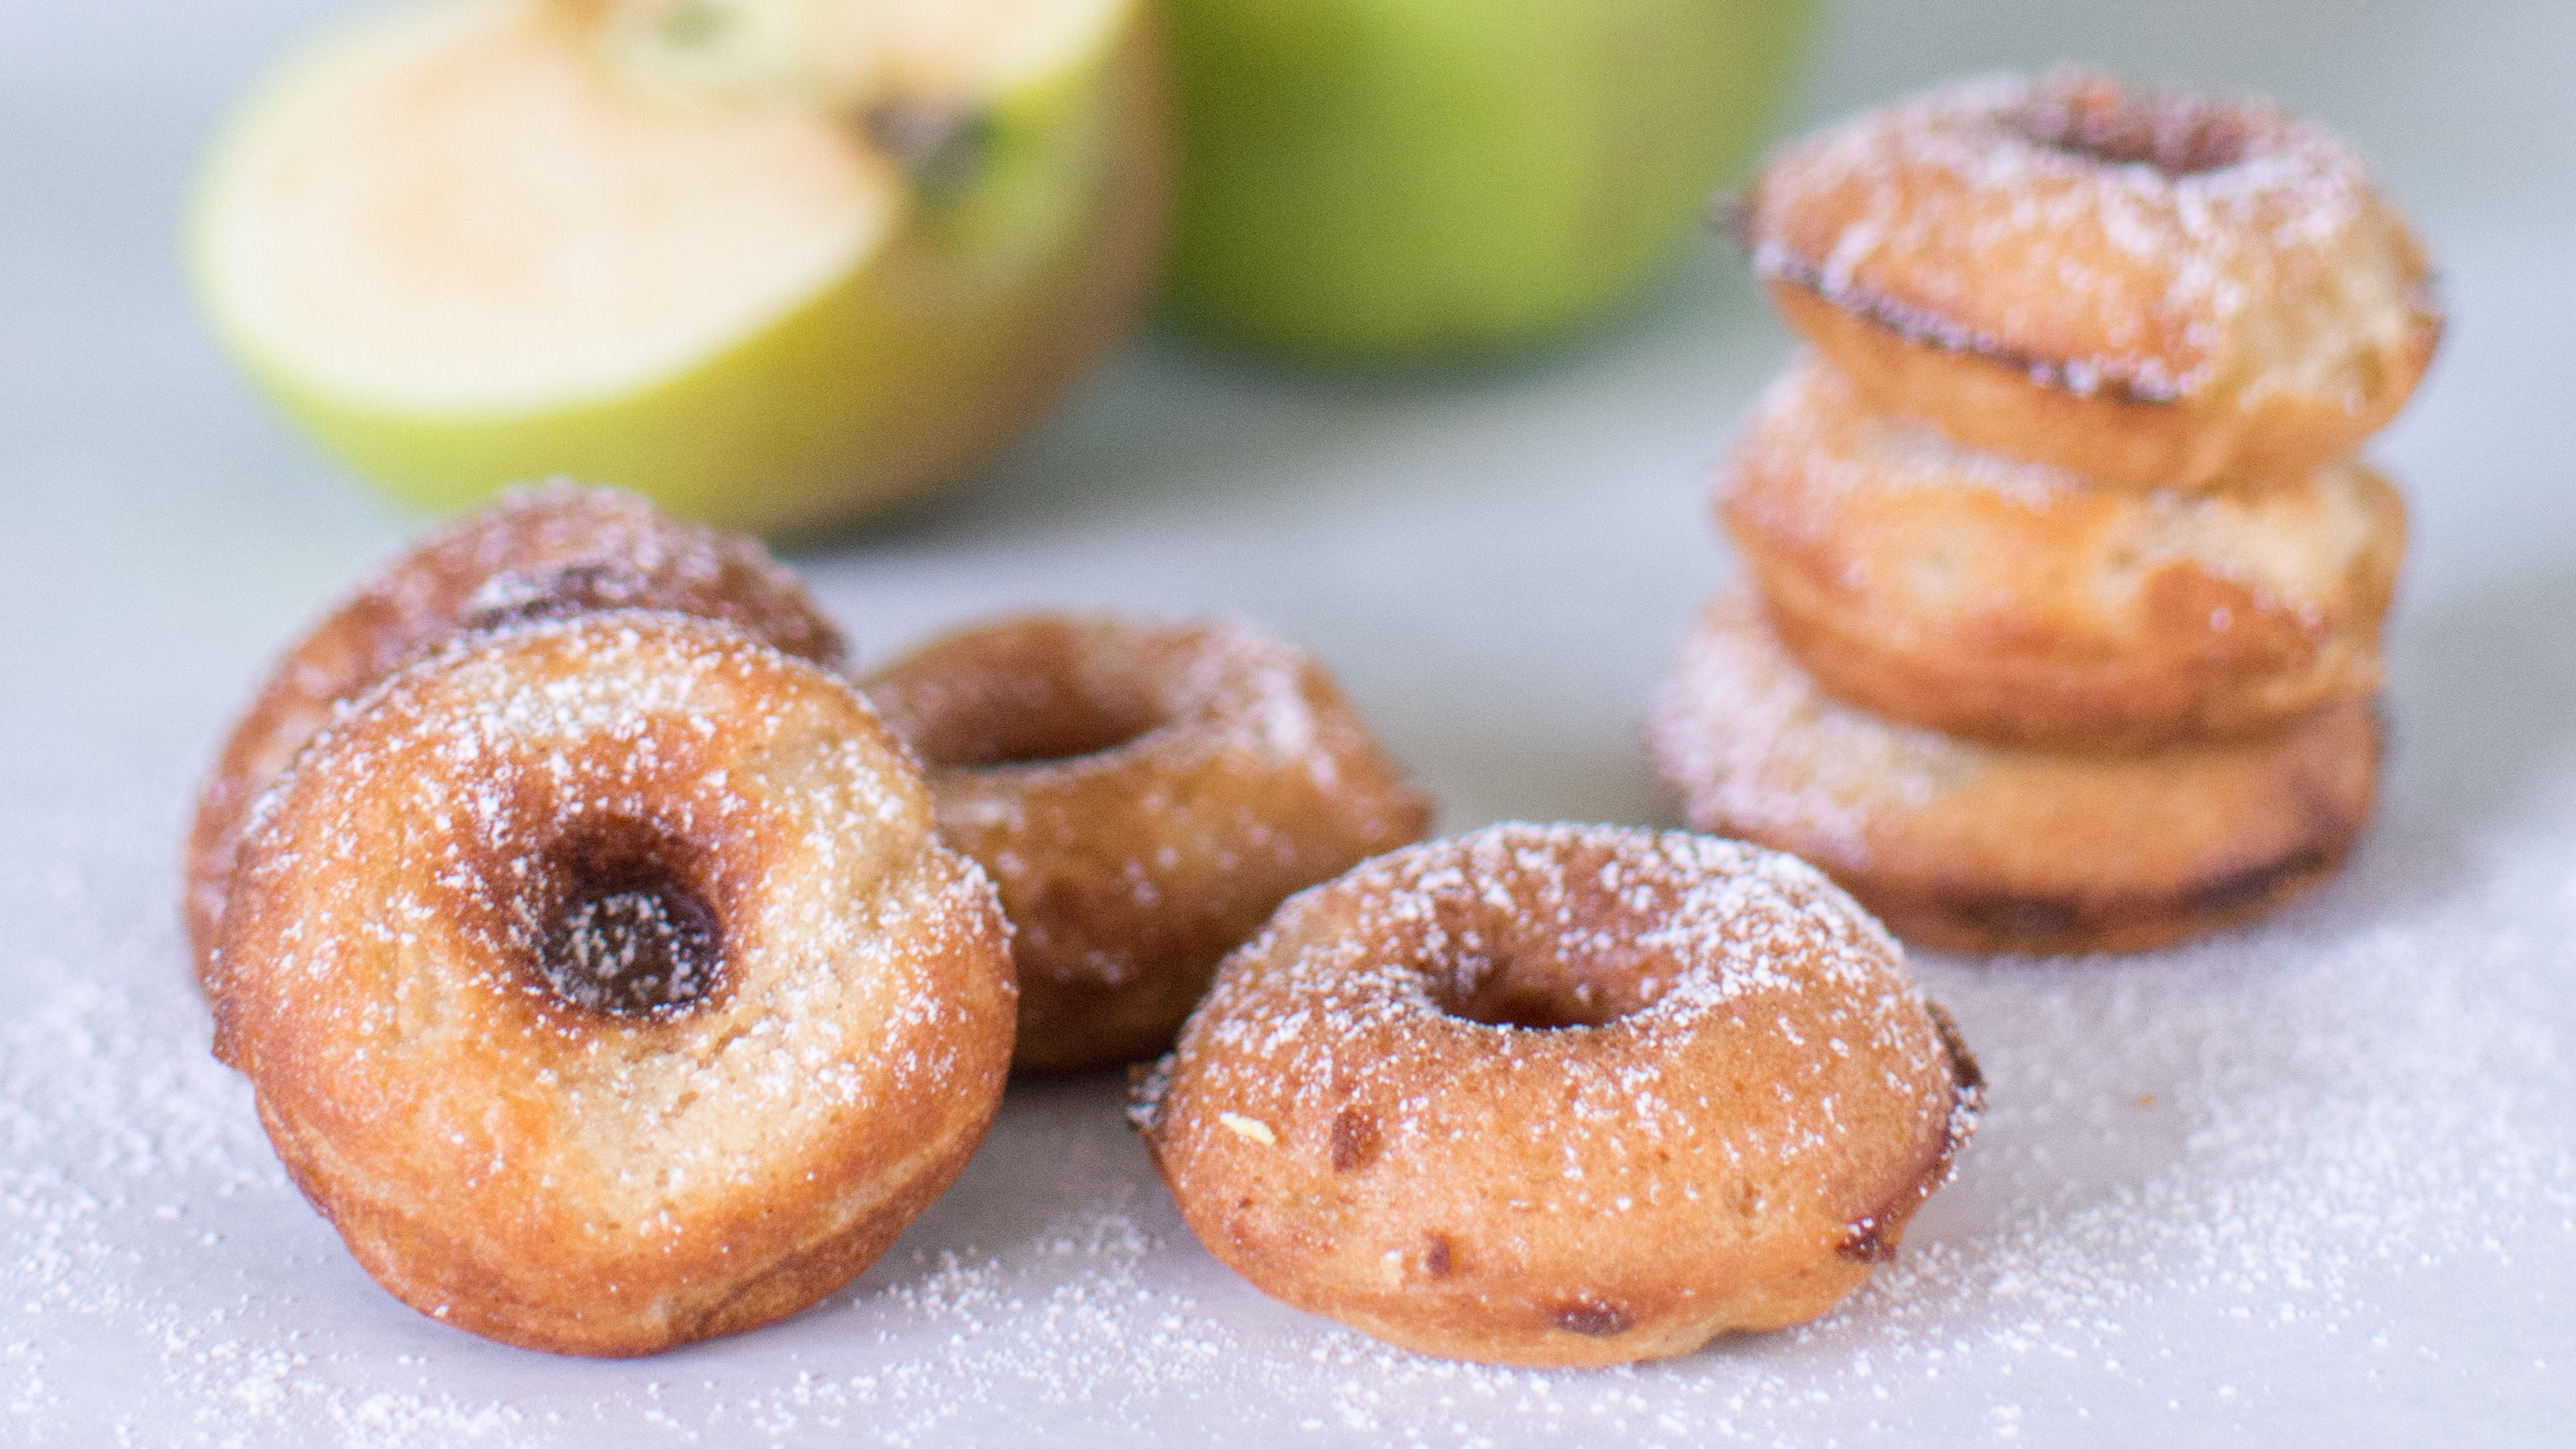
[211,612,1014,1357]
[1129,823,1982,1368]
[1650,587,2380,956]
[183,481,845,986]
[1723,356,2406,751]
[1740,69,2441,491]
[863,613,1432,1073]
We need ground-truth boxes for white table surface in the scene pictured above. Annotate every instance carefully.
[6,1,2573,1443]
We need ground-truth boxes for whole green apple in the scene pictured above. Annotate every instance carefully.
[1161,0,1813,359]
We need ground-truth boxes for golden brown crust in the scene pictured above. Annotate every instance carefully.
[1724,356,2405,750]
[213,613,1011,1357]
[1650,587,2380,955]
[1744,69,2442,491]
[864,614,1432,1072]
[183,482,846,986]
[1135,824,1979,1367]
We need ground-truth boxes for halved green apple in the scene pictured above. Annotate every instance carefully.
[193,0,1167,535]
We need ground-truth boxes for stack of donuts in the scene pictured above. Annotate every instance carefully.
[1654,70,2442,955]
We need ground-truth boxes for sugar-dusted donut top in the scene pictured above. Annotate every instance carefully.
[214,612,1011,1230]
[1746,69,2436,408]
[1155,823,1966,1193]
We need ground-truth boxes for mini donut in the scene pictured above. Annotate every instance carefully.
[1650,586,2380,955]
[1131,823,1981,1367]
[183,481,845,984]
[1722,355,2406,750]
[1740,69,2441,491]
[863,613,1432,1072]
[211,611,1013,1357]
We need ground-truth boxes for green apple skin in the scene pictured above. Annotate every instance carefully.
[1161,0,1813,360]
[195,4,1170,539]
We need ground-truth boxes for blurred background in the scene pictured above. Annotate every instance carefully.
[4,2,2572,1443]
[10,0,2572,832]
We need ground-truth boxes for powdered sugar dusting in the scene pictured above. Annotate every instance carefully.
[1748,68,2435,407]
[1181,823,1919,1077]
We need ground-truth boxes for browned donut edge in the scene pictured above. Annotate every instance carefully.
[258,1088,996,1357]
[1739,712,2380,958]
[1839,1001,1987,1266]
[1771,279,2437,493]
[1859,814,2365,957]
[1846,696,2384,955]
[1650,588,2386,958]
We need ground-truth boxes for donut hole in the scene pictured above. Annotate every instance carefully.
[460,561,658,633]
[908,674,1167,768]
[1429,944,1665,1032]
[973,691,1162,766]
[2013,84,2253,178]
[535,818,724,1017]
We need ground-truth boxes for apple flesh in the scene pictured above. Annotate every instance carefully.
[193,0,1168,535]
[1160,0,1811,360]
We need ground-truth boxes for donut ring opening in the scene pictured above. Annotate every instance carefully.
[2007,81,2254,178]
[1416,920,1655,1032]
[892,653,1166,769]
[529,815,725,1018]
